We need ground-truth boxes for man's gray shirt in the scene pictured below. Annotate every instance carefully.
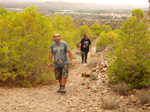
[50,41,70,67]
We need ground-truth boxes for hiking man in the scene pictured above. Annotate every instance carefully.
[79,34,91,63]
[48,33,72,93]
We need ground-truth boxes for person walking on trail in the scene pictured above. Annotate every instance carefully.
[79,34,91,63]
[48,33,72,93]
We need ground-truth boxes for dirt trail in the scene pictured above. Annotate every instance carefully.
[0,38,109,112]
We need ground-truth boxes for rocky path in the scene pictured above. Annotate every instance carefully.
[0,37,109,112]
[1,38,147,112]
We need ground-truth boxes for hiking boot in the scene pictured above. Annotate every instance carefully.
[60,86,66,93]
[57,87,61,93]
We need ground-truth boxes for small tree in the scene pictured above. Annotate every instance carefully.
[96,31,110,51]
[132,8,144,18]
[79,25,95,40]
[108,9,150,88]
[0,6,54,87]
[99,24,112,33]
[90,22,100,36]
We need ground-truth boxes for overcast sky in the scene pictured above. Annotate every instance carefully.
[1,0,148,6]
[43,0,148,5]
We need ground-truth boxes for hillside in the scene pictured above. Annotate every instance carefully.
[0,38,150,112]
[0,1,148,11]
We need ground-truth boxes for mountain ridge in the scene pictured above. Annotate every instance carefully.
[0,1,148,11]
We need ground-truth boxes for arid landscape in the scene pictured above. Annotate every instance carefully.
[1,0,150,112]
[0,0,148,29]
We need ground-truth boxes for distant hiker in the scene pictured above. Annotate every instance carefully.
[79,34,91,63]
[48,33,72,93]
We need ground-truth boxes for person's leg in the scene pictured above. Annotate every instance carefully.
[58,77,67,89]
[60,78,67,85]
[58,78,67,93]
[85,51,88,63]
[54,67,62,93]
[81,51,85,63]
[60,64,69,93]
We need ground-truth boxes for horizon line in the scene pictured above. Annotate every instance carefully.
[0,1,148,6]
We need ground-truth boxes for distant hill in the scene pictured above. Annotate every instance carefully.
[0,0,44,3]
[0,1,148,11]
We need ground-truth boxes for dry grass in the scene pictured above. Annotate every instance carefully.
[100,95,121,110]
[136,90,150,105]
[127,108,150,112]
[87,59,98,68]
[137,109,150,112]
[110,82,129,95]
[115,103,127,112]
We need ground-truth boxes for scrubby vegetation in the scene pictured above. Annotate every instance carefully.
[0,6,95,87]
[100,95,120,110]
[108,9,150,89]
[96,8,150,89]
[1,5,149,90]
[136,91,150,105]
[0,6,55,87]
[109,82,129,95]
[96,30,118,52]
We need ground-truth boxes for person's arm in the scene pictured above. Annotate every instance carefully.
[68,50,72,66]
[89,39,92,50]
[90,44,92,50]
[48,51,53,69]
[79,43,82,50]
[79,39,83,50]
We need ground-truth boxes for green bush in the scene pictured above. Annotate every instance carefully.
[52,14,78,49]
[96,31,110,51]
[99,24,112,33]
[90,22,101,36]
[108,9,150,89]
[79,25,95,41]
[106,31,118,44]
[0,6,54,87]
[132,8,144,18]
[0,6,95,87]
[96,30,118,52]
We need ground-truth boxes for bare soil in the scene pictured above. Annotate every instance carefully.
[1,38,147,112]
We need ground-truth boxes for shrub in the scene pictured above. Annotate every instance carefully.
[96,31,110,52]
[87,58,98,68]
[90,22,101,36]
[52,15,77,49]
[132,8,144,18]
[99,24,112,33]
[100,95,120,110]
[108,9,150,89]
[0,6,55,87]
[0,6,79,87]
[79,25,95,41]
[96,30,118,52]
[136,91,150,105]
[106,31,118,44]
[110,82,129,95]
